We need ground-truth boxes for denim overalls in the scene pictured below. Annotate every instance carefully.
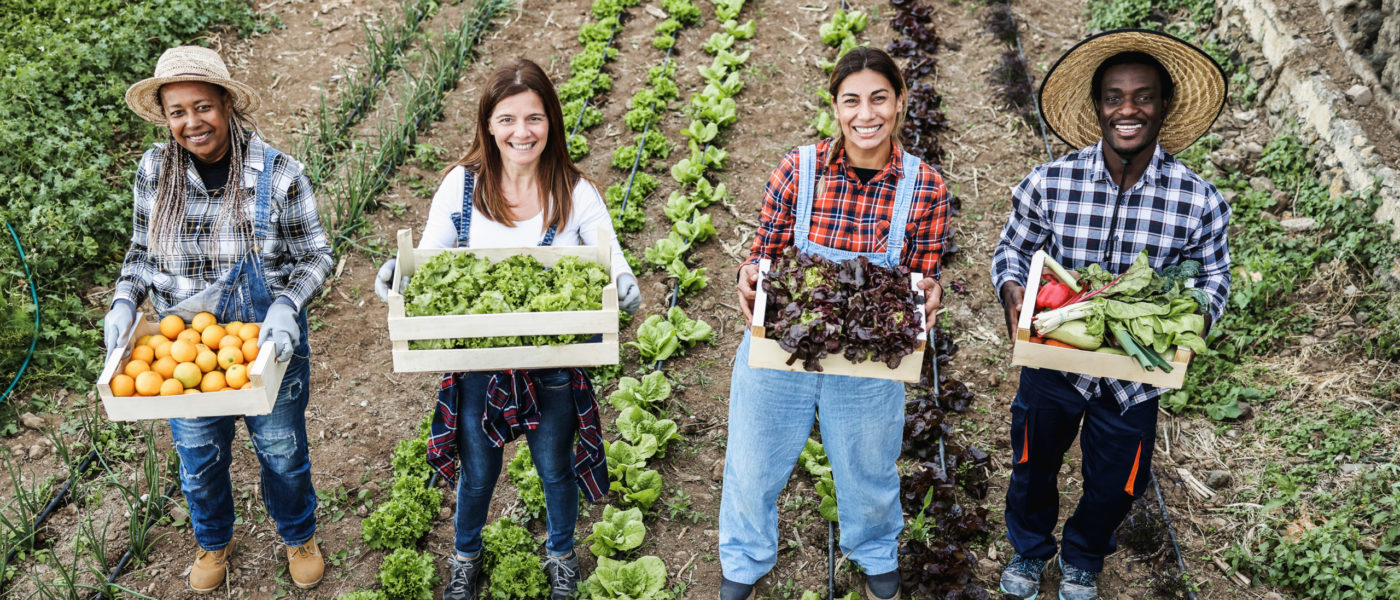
[719,145,921,583]
[442,171,581,558]
[166,146,317,551]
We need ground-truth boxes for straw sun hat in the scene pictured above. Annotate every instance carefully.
[1039,28,1227,155]
[124,46,260,124]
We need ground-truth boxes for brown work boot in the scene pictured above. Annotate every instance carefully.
[189,544,233,593]
[286,538,325,589]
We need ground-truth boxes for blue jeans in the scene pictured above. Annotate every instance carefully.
[719,332,905,583]
[1004,368,1158,572]
[168,353,315,550]
[453,369,579,557]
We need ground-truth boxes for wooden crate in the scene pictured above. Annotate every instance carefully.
[748,258,927,382]
[1010,251,1191,389]
[95,315,286,421]
[386,228,620,372]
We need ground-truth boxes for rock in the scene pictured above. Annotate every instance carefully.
[1264,593,1285,600]
[19,413,46,430]
[1206,470,1231,489]
[356,504,369,518]
[1248,176,1275,192]
[27,444,47,460]
[1346,84,1373,106]
[439,506,451,521]
[1270,190,1291,207]
[1220,189,1237,203]
[710,458,725,481]
[1330,175,1349,199]
[168,504,190,522]
[1280,217,1318,233]
[1341,463,1365,474]
[978,558,999,574]
[944,38,961,52]
[700,299,715,311]
[1236,401,1253,420]
[1241,141,1263,157]
[1233,109,1258,122]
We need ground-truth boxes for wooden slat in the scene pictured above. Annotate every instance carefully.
[393,342,620,373]
[388,309,620,339]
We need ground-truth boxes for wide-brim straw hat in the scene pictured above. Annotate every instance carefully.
[1039,28,1226,155]
[125,46,260,124]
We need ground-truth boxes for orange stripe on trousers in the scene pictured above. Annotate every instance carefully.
[1018,423,1029,464]
[1124,441,1142,495]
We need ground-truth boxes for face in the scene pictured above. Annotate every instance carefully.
[1095,63,1169,159]
[160,81,233,163]
[833,69,901,156]
[487,90,549,170]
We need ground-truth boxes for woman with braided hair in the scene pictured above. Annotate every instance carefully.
[104,46,332,593]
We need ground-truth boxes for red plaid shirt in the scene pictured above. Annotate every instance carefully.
[746,139,950,277]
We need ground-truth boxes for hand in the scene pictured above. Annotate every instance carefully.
[374,258,398,302]
[1000,282,1026,343]
[736,263,760,326]
[617,273,641,314]
[103,301,135,355]
[916,278,943,326]
[258,302,301,363]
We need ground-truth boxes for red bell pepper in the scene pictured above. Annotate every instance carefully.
[1035,281,1075,311]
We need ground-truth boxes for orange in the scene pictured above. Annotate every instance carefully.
[192,312,217,333]
[237,324,259,342]
[177,329,202,345]
[110,374,135,397]
[136,335,152,348]
[152,356,178,379]
[201,325,226,349]
[241,338,260,363]
[123,359,151,379]
[218,335,242,353]
[134,371,163,396]
[170,340,197,363]
[145,335,166,350]
[225,321,244,339]
[217,346,244,370]
[200,371,226,393]
[240,382,253,390]
[225,364,249,389]
[160,315,186,340]
[195,349,218,373]
[173,362,202,389]
[195,343,211,354]
[130,345,155,365]
[159,378,184,396]
[185,389,202,395]
[154,340,173,360]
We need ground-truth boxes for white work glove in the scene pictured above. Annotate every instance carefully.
[258,302,301,363]
[617,273,641,314]
[103,300,136,354]
[374,258,398,302]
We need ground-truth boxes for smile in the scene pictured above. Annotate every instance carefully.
[187,132,212,143]
[509,141,536,151]
[853,124,881,134]
[1113,123,1143,135]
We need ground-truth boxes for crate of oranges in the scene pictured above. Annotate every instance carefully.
[95,311,287,421]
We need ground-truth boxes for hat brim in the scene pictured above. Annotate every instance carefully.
[124,75,261,124]
[1038,28,1227,155]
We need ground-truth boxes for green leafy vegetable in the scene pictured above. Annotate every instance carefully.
[607,371,672,413]
[587,505,647,558]
[378,548,438,600]
[616,407,684,456]
[579,556,670,600]
[611,466,664,510]
[507,445,546,520]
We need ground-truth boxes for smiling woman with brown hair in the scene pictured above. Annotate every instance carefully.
[106,45,333,593]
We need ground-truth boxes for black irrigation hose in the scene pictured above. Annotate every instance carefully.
[615,46,676,220]
[334,0,439,140]
[1151,469,1197,600]
[2,449,100,565]
[1003,9,1054,161]
[89,481,181,600]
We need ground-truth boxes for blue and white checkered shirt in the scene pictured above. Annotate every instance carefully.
[992,142,1232,410]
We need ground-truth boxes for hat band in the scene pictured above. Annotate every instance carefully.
[172,72,214,77]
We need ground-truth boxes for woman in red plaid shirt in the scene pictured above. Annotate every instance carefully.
[719,47,950,600]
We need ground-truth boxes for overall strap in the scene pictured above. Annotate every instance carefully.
[883,151,922,261]
[793,145,819,243]
[253,144,281,240]
[450,169,476,247]
[538,223,558,246]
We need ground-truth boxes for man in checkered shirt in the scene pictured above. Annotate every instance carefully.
[990,30,1232,600]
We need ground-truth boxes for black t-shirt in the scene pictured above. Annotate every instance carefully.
[852,166,880,184]
[193,151,233,195]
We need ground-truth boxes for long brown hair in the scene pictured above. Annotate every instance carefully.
[825,47,908,164]
[149,85,258,265]
[446,59,589,232]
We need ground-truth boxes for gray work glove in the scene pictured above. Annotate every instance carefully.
[258,302,301,363]
[617,273,641,315]
[374,258,398,302]
[103,300,136,354]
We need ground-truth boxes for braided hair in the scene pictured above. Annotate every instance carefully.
[147,91,259,268]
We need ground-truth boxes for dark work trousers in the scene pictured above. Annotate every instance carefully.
[1003,367,1158,573]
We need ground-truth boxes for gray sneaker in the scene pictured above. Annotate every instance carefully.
[1057,556,1099,600]
[543,552,581,600]
[998,554,1047,600]
[444,554,483,600]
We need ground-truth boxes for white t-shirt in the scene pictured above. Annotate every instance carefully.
[420,166,632,279]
